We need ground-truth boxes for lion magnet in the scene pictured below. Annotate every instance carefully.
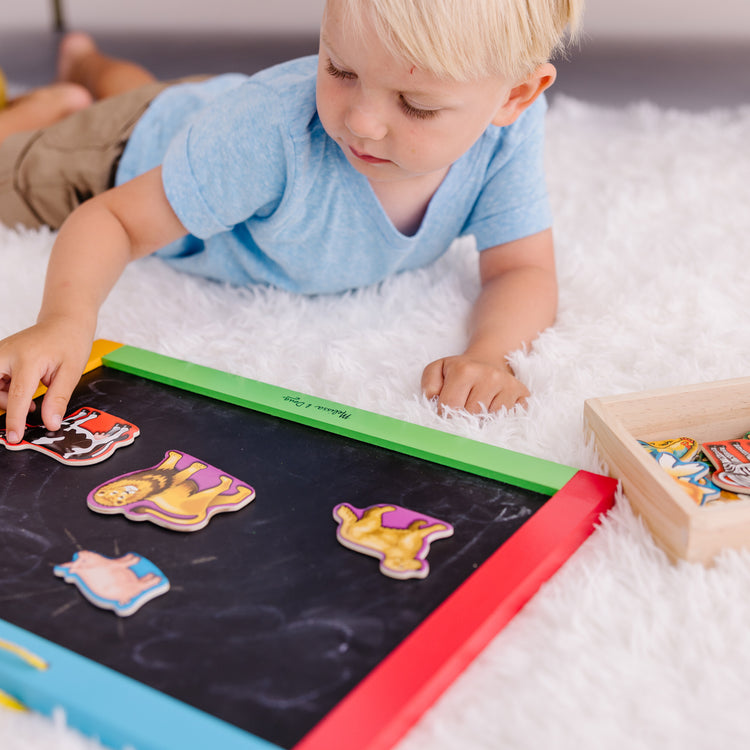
[0,407,139,466]
[333,503,454,580]
[54,550,170,617]
[87,449,256,531]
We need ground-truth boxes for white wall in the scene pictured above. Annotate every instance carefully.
[6,1,326,33]
[6,0,750,39]
[582,0,750,40]
[64,0,326,34]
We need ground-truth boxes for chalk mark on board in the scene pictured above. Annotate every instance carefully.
[0,586,64,603]
[190,556,217,565]
[52,598,81,618]
[63,528,83,549]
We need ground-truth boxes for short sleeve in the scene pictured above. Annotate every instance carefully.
[161,81,291,239]
[462,98,552,251]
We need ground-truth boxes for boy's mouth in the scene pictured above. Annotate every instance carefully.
[349,146,390,164]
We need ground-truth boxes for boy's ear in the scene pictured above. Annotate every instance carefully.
[492,63,557,127]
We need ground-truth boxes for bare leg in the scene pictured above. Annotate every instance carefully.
[0,32,157,147]
[57,32,157,100]
[0,83,92,145]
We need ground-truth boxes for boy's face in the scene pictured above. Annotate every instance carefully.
[316,1,519,188]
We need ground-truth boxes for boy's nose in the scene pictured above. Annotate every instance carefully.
[345,102,387,141]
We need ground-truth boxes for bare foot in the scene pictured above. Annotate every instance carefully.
[0,83,92,143]
[56,31,156,99]
[57,31,99,87]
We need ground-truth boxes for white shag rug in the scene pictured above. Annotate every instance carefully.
[1,95,750,750]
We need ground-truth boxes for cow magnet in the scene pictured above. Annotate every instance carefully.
[0,407,139,466]
[701,439,750,495]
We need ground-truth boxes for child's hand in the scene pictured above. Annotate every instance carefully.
[0,320,94,444]
[422,231,556,416]
[421,354,529,415]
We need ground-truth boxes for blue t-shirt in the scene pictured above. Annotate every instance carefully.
[117,56,551,294]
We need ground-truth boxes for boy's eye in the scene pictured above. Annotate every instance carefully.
[399,96,440,121]
[326,59,356,81]
[325,57,439,121]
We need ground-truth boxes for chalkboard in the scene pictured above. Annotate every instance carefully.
[0,344,616,750]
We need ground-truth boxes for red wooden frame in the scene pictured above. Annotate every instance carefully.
[296,470,616,750]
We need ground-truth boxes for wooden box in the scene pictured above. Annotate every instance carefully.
[584,377,750,564]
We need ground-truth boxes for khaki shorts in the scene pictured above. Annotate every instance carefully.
[0,79,177,230]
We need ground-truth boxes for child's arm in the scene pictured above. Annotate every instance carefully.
[0,167,187,442]
[421,228,557,414]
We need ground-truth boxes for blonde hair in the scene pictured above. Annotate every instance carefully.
[335,0,584,82]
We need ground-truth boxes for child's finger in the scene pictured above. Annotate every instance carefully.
[464,385,496,414]
[420,359,446,400]
[1,371,39,443]
[40,364,81,432]
[487,381,529,412]
[437,381,473,414]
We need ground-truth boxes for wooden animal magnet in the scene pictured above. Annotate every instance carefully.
[0,407,139,465]
[54,551,170,617]
[639,438,722,505]
[639,437,700,462]
[701,439,750,495]
[333,503,454,580]
[653,452,722,505]
[87,450,256,531]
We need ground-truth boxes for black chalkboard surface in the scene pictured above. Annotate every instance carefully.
[0,344,615,750]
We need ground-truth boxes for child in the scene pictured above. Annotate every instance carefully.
[0,0,581,443]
